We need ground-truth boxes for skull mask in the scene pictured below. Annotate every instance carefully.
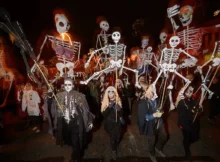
[179,5,193,27]
[55,14,70,34]
[141,38,149,49]
[100,20,109,32]
[112,31,121,44]
[169,36,180,48]
[159,32,167,44]
[64,79,73,92]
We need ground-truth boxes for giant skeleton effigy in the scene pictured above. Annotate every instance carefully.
[36,13,84,81]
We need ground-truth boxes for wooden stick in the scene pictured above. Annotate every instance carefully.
[34,60,64,115]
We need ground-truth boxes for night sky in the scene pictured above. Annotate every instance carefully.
[1,0,220,62]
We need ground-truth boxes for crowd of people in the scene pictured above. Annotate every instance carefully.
[0,71,219,162]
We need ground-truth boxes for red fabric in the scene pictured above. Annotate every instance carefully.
[17,108,28,119]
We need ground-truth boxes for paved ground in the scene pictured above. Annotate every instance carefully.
[0,100,220,162]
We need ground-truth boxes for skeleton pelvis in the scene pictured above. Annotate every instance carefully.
[162,63,177,72]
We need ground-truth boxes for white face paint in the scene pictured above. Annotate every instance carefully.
[55,14,70,34]
[179,5,193,27]
[185,86,194,98]
[107,87,115,100]
[159,32,167,44]
[64,80,73,92]
[141,38,149,49]
[100,20,109,32]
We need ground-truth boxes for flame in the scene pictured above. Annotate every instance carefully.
[127,58,130,65]
[214,10,220,16]
[9,33,16,44]
[130,54,137,61]
[60,33,73,45]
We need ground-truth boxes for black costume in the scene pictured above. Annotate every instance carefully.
[54,90,95,161]
[102,100,123,153]
[177,98,200,158]
[138,98,167,156]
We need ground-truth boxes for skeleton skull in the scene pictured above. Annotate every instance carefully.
[147,46,152,53]
[169,36,180,48]
[159,32,167,44]
[55,14,70,34]
[112,31,121,44]
[179,5,193,27]
[100,20,109,32]
[141,37,149,49]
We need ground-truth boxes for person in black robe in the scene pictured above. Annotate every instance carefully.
[101,86,123,160]
[137,82,167,162]
[176,85,201,160]
[54,78,95,162]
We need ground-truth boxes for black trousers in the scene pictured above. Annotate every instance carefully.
[147,125,167,156]
[29,115,42,130]
[62,118,82,160]
[109,131,121,152]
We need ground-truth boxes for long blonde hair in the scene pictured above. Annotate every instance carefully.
[101,86,122,112]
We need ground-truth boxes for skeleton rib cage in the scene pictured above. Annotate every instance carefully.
[48,35,81,63]
[162,48,181,63]
[177,27,203,51]
[108,44,126,59]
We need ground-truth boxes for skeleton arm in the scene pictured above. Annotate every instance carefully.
[167,5,180,31]
[85,46,108,68]
[180,49,198,62]
[119,46,127,75]
[159,49,165,65]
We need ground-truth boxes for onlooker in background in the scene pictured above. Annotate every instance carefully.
[22,83,42,133]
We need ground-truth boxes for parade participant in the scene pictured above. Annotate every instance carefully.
[22,83,42,133]
[176,85,200,160]
[137,83,167,162]
[101,86,124,160]
[54,77,94,162]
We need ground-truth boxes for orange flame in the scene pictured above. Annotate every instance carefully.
[130,54,137,61]
[61,33,73,45]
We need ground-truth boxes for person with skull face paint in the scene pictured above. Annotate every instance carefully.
[101,86,123,160]
[176,85,200,160]
[54,78,95,162]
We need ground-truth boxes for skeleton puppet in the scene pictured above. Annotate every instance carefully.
[168,5,220,56]
[195,41,220,108]
[81,31,141,88]
[37,13,82,80]
[135,36,159,77]
[151,36,197,110]
[95,18,111,68]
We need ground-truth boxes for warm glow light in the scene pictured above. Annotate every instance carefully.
[214,10,220,16]
[130,54,137,61]
[60,33,73,45]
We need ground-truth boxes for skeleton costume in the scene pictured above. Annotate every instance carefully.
[101,86,123,160]
[54,78,94,161]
